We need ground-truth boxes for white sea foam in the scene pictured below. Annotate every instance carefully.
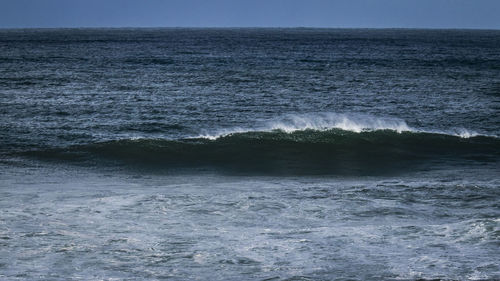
[266,113,412,133]
[195,113,412,140]
[449,128,480,139]
[197,127,250,140]
[193,113,494,140]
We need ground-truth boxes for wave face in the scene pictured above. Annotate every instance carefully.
[25,128,500,175]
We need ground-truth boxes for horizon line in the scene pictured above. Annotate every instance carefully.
[1,26,500,31]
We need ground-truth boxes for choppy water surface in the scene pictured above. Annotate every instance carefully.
[0,28,499,280]
[1,166,499,281]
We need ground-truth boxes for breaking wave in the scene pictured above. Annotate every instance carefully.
[23,124,500,175]
[196,113,487,140]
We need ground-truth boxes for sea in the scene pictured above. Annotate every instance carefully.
[0,28,499,281]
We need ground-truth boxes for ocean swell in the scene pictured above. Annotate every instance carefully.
[23,128,500,175]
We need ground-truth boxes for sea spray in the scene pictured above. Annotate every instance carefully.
[195,113,493,141]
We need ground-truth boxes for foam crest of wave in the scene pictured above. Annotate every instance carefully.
[266,113,412,133]
[197,127,250,140]
[194,113,496,141]
[196,113,412,140]
[449,128,480,139]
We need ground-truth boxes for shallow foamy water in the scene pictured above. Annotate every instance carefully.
[1,165,498,280]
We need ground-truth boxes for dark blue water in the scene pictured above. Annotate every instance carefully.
[1,28,499,280]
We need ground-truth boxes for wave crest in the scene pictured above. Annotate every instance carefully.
[23,128,500,175]
[267,113,411,133]
[195,113,489,141]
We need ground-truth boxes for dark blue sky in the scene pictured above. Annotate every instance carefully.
[1,0,499,29]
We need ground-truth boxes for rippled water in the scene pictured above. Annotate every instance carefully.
[0,28,499,280]
[0,164,500,280]
[1,165,499,280]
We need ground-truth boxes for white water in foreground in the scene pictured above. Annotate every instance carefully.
[1,164,499,281]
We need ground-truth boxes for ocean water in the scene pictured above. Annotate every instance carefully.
[0,28,499,280]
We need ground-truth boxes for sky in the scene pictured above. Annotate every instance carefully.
[0,0,499,29]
